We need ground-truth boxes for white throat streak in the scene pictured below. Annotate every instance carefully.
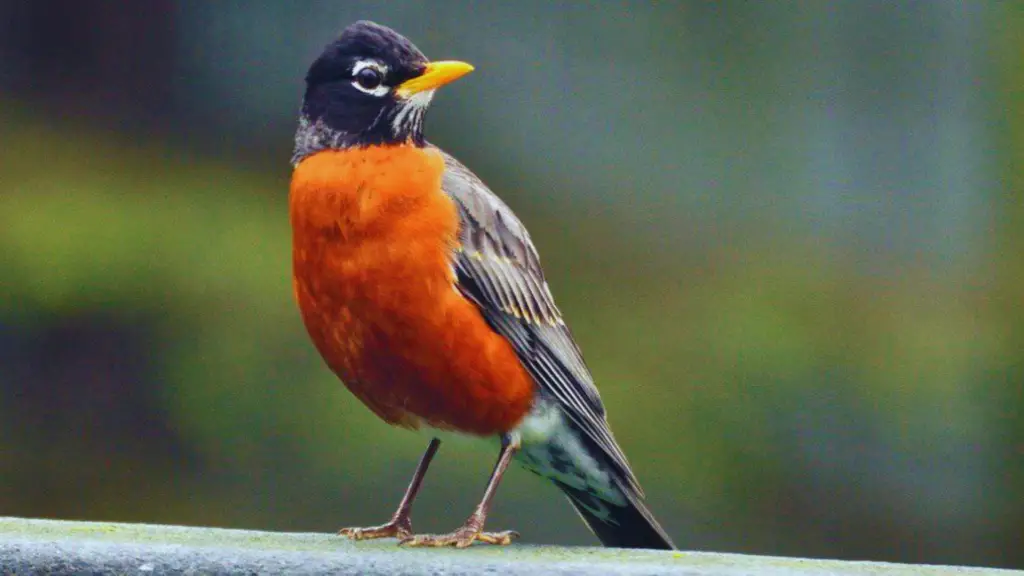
[391,89,435,137]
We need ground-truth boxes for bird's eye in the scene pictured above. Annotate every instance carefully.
[355,67,382,90]
[350,61,389,96]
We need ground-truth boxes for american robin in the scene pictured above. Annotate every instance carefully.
[290,20,675,550]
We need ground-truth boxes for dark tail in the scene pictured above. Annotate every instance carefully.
[561,485,676,550]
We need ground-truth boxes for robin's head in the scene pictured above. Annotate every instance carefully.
[293,21,473,163]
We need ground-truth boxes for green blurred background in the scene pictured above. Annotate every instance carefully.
[1,1,1021,569]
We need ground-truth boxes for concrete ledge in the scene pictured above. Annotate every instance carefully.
[0,517,1015,575]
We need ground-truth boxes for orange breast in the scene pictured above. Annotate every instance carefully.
[290,145,535,435]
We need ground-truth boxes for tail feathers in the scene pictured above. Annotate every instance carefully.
[561,485,676,550]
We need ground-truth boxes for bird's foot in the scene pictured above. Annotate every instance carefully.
[399,524,518,548]
[338,516,412,541]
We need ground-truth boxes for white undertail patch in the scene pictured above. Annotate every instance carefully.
[512,398,626,521]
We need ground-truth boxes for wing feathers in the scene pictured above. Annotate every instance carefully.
[440,149,643,497]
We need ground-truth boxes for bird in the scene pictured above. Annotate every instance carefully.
[289,20,675,550]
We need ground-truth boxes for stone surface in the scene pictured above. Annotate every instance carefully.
[0,516,1017,575]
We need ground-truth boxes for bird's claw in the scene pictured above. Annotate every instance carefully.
[338,517,413,541]
[399,527,518,548]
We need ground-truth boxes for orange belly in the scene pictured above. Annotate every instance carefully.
[290,145,535,435]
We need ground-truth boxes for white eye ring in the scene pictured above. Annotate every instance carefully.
[351,60,390,97]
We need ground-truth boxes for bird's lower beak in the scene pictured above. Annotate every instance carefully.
[396,61,474,97]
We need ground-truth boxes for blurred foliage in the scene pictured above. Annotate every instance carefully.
[0,1,1021,571]
[994,1,1024,551]
[2,96,1020,565]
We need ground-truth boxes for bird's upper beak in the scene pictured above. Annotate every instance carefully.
[396,61,474,98]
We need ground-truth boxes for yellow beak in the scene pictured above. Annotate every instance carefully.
[396,61,474,97]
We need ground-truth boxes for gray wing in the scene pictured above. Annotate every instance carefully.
[439,149,643,496]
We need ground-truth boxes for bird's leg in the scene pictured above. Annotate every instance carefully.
[339,437,440,541]
[400,434,520,548]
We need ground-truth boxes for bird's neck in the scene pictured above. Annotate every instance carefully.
[292,114,358,166]
[292,108,428,166]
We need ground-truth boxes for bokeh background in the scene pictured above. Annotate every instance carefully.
[1,1,1021,569]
